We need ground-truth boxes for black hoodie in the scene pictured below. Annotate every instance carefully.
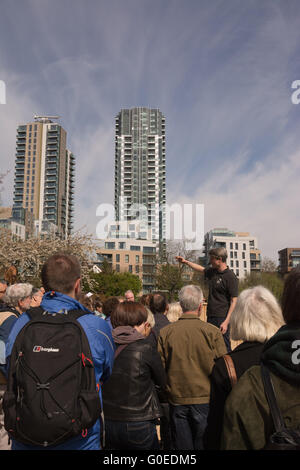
[261,322,300,385]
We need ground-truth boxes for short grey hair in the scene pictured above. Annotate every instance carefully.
[230,285,284,342]
[3,283,33,307]
[178,285,203,312]
[209,246,227,262]
[125,290,134,296]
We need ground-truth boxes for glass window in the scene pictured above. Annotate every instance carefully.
[116,254,120,262]
[143,246,156,253]
[125,255,129,263]
[105,242,115,249]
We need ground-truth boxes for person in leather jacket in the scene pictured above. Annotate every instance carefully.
[102,301,167,450]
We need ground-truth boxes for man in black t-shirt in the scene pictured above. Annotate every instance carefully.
[176,247,238,352]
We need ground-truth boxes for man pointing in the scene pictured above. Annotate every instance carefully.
[176,247,238,352]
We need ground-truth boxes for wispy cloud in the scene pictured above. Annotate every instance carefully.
[1,0,300,261]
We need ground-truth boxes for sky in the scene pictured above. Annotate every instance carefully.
[1,0,300,261]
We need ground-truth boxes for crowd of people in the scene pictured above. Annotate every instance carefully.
[0,246,299,451]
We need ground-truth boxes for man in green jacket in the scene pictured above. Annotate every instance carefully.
[158,284,227,450]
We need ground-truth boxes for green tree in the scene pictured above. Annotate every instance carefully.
[155,263,184,301]
[239,272,284,303]
[85,271,142,298]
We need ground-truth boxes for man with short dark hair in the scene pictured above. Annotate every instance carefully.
[102,296,120,330]
[5,252,114,450]
[149,292,170,345]
[176,247,238,352]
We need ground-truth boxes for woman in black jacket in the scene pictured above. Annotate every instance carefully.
[204,285,284,450]
[102,301,166,450]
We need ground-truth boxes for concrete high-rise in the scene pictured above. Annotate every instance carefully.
[13,116,75,238]
[114,107,166,244]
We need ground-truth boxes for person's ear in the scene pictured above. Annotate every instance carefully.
[74,278,81,294]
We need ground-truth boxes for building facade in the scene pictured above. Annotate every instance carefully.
[203,228,261,280]
[13,116,75,238]
[114,107,166,245]
[97,220,157,293]
[278,248,300,276]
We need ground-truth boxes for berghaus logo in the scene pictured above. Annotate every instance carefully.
[33,346,60,353]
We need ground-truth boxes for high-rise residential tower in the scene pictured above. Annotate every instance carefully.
[114,107,166,244]
[13,116,75,238]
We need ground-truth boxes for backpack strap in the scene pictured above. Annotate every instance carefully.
[261,363,286,433]
[26,307,89,321]
[0,311,18,326]
[223,354,237,388]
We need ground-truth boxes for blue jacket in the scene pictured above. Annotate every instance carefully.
[0,304,19,375]
[5,291,115,450]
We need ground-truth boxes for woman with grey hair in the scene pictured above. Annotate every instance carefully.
[204,285,284,450]
[0,283,33,449]
[3,283,33,316]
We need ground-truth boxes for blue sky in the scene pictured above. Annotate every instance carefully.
[1,0,300,259]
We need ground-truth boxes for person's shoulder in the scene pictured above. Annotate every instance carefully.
[159,320,177,335]
[205,267,216,278]
[0,310,18,324]
[233,365,263,398]
[6,313,31,354]
[201,319,222,335]
[224,268,238,280]
[79,313,113,344]
[82,312,111,330]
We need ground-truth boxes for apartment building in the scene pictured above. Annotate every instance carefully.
[97,221,157,293]
[0,206,34,240]
[278,248,300,276]
[13,116,75,238]
[203,228,261,279]
[114,107,166,245]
